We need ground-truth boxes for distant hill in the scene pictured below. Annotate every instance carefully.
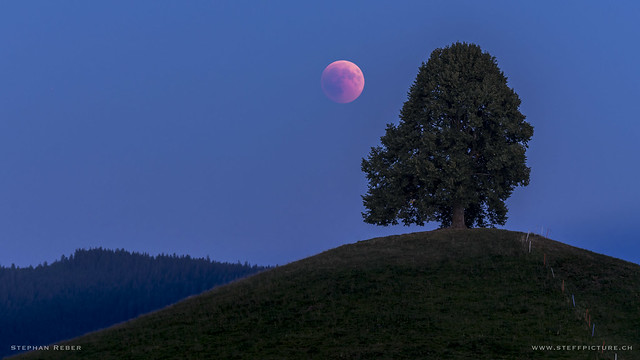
[0,248,267,359]
[7,230,640,359]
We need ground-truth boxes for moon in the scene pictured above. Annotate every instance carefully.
[321,60,364,103]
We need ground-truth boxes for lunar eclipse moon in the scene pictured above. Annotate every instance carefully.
[321,60,364,103]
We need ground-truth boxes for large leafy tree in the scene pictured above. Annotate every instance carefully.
[362,42,533,229]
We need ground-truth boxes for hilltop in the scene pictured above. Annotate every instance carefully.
[8,229,640,359]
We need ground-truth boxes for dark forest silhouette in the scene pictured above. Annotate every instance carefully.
[0,248,267,357]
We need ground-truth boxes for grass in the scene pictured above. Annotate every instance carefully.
[7,229,640,359]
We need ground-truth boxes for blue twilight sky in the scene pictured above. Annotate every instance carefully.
[1,1,638,267]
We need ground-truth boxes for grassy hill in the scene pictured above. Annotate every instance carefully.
[8,229,640,359]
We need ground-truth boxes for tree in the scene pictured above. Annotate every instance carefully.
[361,42,533,229]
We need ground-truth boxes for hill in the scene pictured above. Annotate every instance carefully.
[7,229,640,359]
[0,248,266,359]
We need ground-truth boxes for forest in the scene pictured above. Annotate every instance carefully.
[0,248,267,357]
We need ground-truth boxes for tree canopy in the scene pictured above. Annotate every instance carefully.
[362,42,533,229]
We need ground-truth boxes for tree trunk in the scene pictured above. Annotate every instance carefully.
[451,204,466,229]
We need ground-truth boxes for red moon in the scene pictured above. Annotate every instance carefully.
[321,60,364,103]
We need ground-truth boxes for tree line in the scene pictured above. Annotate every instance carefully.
[0,248,268,357]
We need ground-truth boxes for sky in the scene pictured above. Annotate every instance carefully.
[1,1,638,268]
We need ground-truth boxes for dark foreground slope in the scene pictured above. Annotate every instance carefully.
[9,230,640,359]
